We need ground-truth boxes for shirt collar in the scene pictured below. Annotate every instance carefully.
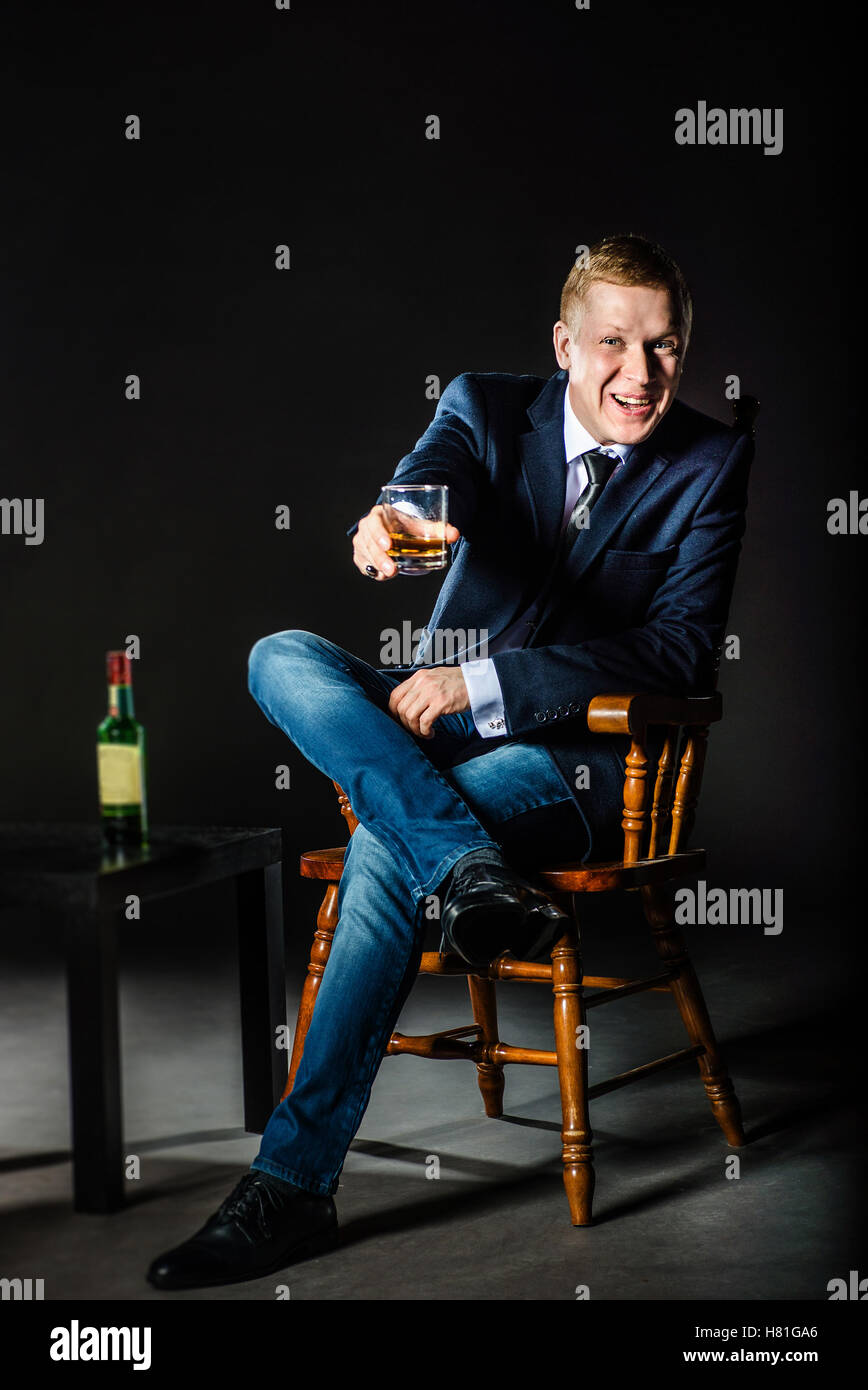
[563,384,634,469]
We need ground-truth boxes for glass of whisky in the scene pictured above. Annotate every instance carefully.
[379,483,449,575]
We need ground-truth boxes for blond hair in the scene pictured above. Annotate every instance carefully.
[560,234,693,347]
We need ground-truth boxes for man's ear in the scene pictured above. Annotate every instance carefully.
[552,320,573,369]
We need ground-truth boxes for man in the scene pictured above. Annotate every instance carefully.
[147,233,753,1289]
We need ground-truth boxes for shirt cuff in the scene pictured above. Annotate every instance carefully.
[461,659,508,738]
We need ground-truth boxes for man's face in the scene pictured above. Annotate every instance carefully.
[552,281,685,447]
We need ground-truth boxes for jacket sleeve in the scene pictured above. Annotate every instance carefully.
[490,430,754,735]
[345,373,489,540]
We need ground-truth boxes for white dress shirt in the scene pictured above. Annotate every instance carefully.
[460,385,633,737]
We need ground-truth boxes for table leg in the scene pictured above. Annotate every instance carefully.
[63,904,124,1213]
[235,862,286,1132]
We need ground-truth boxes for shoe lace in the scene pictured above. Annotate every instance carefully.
[218,1174,284,1241]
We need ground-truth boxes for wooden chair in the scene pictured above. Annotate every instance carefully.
[282,399,759,1226]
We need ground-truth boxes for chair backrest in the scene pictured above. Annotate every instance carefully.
[332,783,359,837]
[587,693,722,864]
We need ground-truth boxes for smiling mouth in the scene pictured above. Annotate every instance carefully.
[611,393,656,413]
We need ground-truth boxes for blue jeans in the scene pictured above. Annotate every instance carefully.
[247,630,590,1195]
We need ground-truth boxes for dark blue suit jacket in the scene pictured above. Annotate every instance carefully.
[359,368,753,856]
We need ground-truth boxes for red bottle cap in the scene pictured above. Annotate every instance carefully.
[106,651,132,685]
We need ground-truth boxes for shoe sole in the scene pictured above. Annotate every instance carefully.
[440,896,527,967]
[147,1225,340,1292]
[514,904,571,961]
[442,902,568,967]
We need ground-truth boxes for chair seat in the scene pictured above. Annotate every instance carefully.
[538,848,705,893]
[300,847,347,879]
[301,845,706,892]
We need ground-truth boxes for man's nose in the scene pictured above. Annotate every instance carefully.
[622,346,654,384]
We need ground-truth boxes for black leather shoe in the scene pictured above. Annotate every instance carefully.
[146,1172,338,1290]
[512,895,572,961]
[440,859,569,968]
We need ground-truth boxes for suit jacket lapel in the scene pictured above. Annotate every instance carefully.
[560,439,670,584]
[518,370,672,586]
[517,370,569,555]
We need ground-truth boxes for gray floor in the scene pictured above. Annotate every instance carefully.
[0,885,861,1302]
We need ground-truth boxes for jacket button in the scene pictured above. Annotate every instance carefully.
[535,712,546,723]
[558,704,568,716]
[545,709,556,720]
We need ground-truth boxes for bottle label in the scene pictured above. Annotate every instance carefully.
[98,744,143,806]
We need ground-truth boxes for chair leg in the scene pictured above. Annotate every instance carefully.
[642,883,746,1146]
[467,975,505,1117]
[280,880,339,1102]
[551,917,595,1225]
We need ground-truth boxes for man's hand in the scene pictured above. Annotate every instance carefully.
[388,666,470,738]
[352,503,461,581]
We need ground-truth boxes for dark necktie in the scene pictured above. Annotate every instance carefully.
[527,448,620,644]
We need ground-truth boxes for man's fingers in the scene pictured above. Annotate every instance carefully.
[355,534,395,578]
[359,546,395,579]
[388,679,414,718]
[417,705,437,738]
[354,506,397,578]
[389,678,436,736]
[354,549,387,580]
[389,678,431,733]
[400,695,435,738]
[365,505,395,554]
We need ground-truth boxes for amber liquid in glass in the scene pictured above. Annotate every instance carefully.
[386,530,447,573]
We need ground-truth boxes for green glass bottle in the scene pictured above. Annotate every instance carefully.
[97,651,148,847]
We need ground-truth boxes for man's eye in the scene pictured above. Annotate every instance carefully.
[601,337,622,346]
[654,341,679,354]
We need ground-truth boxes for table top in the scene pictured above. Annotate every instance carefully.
[0,823,283,911]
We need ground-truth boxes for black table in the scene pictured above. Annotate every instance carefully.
[0,823,286,1213]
